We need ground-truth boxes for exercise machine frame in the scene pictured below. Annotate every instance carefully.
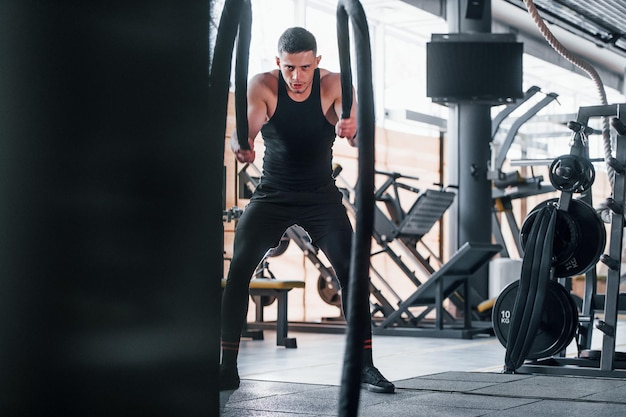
[490,86,558,258]
[338,170,501,338]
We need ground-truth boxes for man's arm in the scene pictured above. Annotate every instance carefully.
[332,74,358,147]
[231,73,270,163]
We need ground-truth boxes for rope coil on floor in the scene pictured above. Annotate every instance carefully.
[336,1,375,416]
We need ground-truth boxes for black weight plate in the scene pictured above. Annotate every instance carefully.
[251,264,277,306]
[549,155,595,192]
[493,280,578,360]
[520,198,606,278]
[251,274,276,306]
[251,293,276,307]
[317,272,342,307]
[521,204,577,268]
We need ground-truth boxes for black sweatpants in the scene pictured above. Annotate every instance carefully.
[221,182,373,360]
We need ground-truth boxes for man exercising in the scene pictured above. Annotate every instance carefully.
[220,26,394,394]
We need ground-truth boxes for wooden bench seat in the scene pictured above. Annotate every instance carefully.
[221,278,305,348]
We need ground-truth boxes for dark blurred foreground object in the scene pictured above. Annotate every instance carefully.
[0,1,220,415]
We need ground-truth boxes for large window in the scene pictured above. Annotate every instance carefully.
[249,0,296,74]
[304,4,340,72]
[234,0,625,147]
[495,53,626,164]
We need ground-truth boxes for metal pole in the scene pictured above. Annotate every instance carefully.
[446,0,493,298]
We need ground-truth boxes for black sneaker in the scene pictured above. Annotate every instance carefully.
[361,366,395,393]
[220,364,240,391]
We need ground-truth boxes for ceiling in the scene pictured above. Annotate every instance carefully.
[343,1,626,56]
[327,0,626,137]
[341,0,626,89]
[502,0,626,58]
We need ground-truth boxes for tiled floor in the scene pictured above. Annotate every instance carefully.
[236,330,506,386]
[221,321,626,416]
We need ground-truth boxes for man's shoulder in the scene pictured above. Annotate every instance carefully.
[249,70,277,86]
[249,70,279,95]
[319,69,341,88]
[251,70,278,83]
[319,68,340,80]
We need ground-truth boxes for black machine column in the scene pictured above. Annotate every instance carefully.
[448,0,493,299]
[432,0,523,299]
[457,104,493,254]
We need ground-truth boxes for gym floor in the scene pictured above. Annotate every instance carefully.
[220,321,626,416]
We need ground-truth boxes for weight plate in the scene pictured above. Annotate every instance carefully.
[251,263,277,306]
[317,271,342,307]
[549,155,595,193]
[521,198,606,278]
[493,280,578,360]
[251,291,276,307]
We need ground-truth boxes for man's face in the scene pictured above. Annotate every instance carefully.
[276,51,321,95]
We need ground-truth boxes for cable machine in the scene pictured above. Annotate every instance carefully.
[490,86,558,258]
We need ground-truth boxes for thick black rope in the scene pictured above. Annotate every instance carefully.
[208,0,244,148]
[336,11,352,120]
[336,1,375,416]
[209,0,250,152]
[504,204,556,372]
[509,211,547,363]
[234,0,251,150]
[208,0,245,390]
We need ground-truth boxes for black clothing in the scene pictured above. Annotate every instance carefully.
[260,69,336,191]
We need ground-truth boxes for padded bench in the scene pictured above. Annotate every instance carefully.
[221,278,305,348]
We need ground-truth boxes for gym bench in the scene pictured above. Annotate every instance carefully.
[221,278,305,348]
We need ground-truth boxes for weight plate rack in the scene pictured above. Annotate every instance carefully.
[512,104,626,378]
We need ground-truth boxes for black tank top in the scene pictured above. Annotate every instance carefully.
[260,68,336,191]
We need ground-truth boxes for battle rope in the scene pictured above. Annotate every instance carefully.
[522,0,614,187]
[208,0,245,154]
[208,0,247,390]
[209,0,251,151]
[234,0,252,150]
[336,1,375,416]
[504,204,557,372]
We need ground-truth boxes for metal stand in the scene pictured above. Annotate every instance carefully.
[519,103,626,378]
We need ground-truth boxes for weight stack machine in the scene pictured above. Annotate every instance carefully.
[493,103,626,378]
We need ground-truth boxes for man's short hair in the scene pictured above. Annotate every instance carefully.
[277,27,317,55]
